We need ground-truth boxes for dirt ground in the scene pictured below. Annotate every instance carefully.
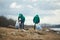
[0,27,60,40]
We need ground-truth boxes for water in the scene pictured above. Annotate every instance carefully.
[50,28,60,31]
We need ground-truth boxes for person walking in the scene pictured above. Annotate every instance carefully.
[33,14,40,30]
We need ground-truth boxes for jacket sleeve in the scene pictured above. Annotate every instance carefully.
[18,16,21,20]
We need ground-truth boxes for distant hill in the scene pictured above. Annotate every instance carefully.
[41,24,60,28]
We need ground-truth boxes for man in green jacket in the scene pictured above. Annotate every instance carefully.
[18,13,25,29]
[33,15,40,30]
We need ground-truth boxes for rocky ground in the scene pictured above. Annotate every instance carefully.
[0,27,60,40]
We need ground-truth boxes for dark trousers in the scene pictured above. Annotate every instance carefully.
[19,23,24,29]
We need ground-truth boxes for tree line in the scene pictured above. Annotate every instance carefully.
[0,16,16,27]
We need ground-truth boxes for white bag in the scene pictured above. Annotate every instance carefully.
[15,20,19,29]
[36,24,42,30]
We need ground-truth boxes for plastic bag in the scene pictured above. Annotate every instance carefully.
[15,20,19,29]
[36,24,42,30]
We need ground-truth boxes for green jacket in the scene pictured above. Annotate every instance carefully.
[33,15,40,24]
[18,14,25,23]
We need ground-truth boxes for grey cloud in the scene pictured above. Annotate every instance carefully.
[32,0,60,10]
[0,0,60,17]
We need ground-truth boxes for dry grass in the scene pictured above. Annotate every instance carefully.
[0,27,60,40]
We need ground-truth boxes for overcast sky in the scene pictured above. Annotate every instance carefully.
[0,0,60,25]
